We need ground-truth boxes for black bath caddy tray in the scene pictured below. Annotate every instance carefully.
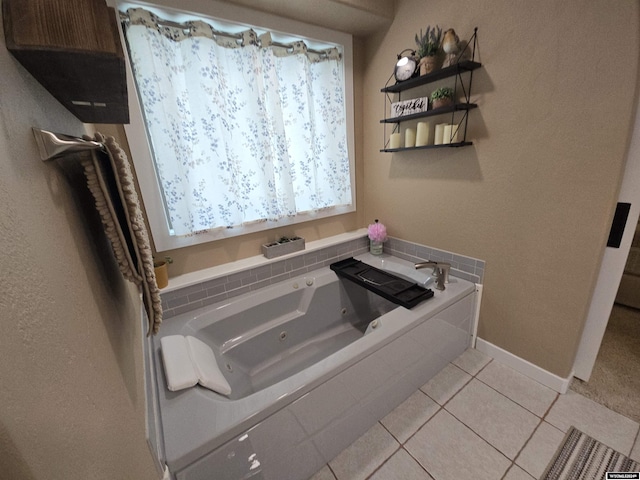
[330,257,434,308]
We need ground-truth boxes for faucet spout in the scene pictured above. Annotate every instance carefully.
[415,261,451,290]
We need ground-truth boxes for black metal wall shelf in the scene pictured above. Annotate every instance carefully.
[380,102,477,124]
[381,28,480,151]
[381,60,481,94]
[381,142,472,153]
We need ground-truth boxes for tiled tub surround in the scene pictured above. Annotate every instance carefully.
[153,253,478,480]
[160,231,485,320]
[384,237,485,285]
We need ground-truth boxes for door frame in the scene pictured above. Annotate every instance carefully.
[573,92,640,381]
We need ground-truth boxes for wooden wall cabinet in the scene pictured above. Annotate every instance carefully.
[3,0,129,124]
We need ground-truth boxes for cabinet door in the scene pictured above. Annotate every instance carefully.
[3,0,129,123]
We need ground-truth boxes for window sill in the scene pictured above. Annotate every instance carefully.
[161,228,368,293]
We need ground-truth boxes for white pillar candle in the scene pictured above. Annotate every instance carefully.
[442,124,452,144]
[434,123,446,145]
[416,122,430,146]
[450,124,459,144]
[389,133,402,149]
[405,128,416,148]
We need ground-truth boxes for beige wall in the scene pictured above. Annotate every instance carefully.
[362,0,640,377]
[0,14,158,480]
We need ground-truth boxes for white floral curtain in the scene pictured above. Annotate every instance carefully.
[123,8,352,236]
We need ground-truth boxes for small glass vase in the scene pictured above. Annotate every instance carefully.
[369,240,384,255]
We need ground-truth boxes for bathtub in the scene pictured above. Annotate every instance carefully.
[153,253,477,480]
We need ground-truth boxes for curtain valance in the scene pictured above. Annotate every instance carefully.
[122,8,341,62]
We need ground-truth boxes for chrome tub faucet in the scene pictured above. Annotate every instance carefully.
[415,261,451,291]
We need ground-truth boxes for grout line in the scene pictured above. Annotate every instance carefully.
[432,355,492,410]
[398,403,444,447]
[509,415,545,477]
[378,416,408,446]
[443,405,514,464]
[434,357,517,470]
[377,419,404,446]
[473,365,557,419]
[541,391,560,420]
[473,356,493,376]
[508,390,561,478]
[403,443,436,479]
[363,444,402,480]
[464,357,524,480]
[326,462,338,480]
[499,464,516,480]
[319,352,637,480]
[317,352,499,480]
[432,368,474,410]
[377,402,441,480]
[504,362,560,477]
[375,358,481,480]
[445,355,556,479]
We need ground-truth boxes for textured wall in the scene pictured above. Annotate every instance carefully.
[362,0,640,377]
[0,13,158,480]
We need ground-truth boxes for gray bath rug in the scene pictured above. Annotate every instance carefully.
[541,426,639,480]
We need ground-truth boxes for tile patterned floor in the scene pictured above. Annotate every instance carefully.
[310,349,640,480]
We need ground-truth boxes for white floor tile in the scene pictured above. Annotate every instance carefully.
[328,423,399,480]
[451,348,491,375]
[504,464,535,480]
[445,379,540,459]
[381,390,439,444]
[476,360,557,417]
[368,449,433,480]
[420,363,471,405]
[315,357,640,480]
[309,465,337,480]
[515,421,565,479]
[405,410,511,480]
[545,390,639,455]
[630,433,640,462]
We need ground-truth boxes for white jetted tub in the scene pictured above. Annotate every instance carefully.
[153,253,477,480]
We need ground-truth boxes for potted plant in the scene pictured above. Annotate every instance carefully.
[153,256,173,289]
[415,26,442,75]
[262,235,305,259]
[430,87,455,109]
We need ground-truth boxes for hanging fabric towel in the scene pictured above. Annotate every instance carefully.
[80,132,162,335]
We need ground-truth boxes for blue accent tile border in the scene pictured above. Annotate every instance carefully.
[160,235,485,319]
[385,237,485,284]
[161,237,369,319]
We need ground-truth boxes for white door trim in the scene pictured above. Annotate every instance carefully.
[573,93,640,381]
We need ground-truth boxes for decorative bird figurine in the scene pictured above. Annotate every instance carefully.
[442,28,460,67]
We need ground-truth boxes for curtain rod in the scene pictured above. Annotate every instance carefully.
[118,10,339,58]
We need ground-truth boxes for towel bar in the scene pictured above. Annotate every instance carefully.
[32,128,163,333]
[32,128,104,161]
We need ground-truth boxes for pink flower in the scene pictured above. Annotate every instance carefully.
[368,219,387,243]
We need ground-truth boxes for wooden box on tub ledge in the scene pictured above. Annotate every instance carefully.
[261,237,305,259]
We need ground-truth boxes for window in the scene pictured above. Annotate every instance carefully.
[119,2,355,251]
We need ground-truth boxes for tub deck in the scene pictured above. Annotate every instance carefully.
[153,253,476,479]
